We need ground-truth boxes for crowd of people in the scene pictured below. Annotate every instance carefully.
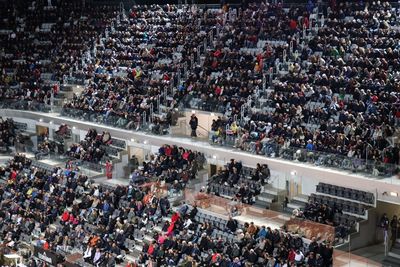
[2,0,398,171]
[208,161,270,205]
[62,4,220,132]
[0,151,334,266]
[207,1,400,171]
[133,203,333,267]
[66,128,111,164]
[131,144,206,190]
[0,152,171,266]
[0,117,16,152]
[0,0,118,109]
[0,143,207,266]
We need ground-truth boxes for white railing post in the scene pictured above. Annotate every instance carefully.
[269,67,273,85]
[283,49,287,64]
[149,103,154,123]
[164,87,168,106]
[240,105,244,123]
[290,40,293,57]
[184,62,188,79]
[142,111,147,128]
[170,78,174,96]
[262,73,266,92]
[157,95,161,115]
[197,45,201,64]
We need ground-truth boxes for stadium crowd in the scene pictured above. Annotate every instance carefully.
[206,1,400,170]
[62,4,220,131]
[0,0,118,108]
[66,128,112,164]
[0,0,399,265]
[47,0,399,174]
[0,140,336,267]
[0,117,16,152]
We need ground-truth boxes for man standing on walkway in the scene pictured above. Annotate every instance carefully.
[106,160,113,179]
[189,114,198,138]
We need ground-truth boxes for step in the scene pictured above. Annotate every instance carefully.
[390,247,400,256]
[257,194,275,203]
[287,202,304,210]
[262,187,281,196]
[388,251,400,260]
[314,192,374,207]
[382,256,400,267]
[253,199,270,209]
[393,241,400,250]
[292,195,309,203]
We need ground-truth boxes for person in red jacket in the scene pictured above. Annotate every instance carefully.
[61,210,69,223]
[9,169,17,182]
[167,221,175,236]
[105,160,113,179]
[165,145,172,156]
[171,212,180,223]
[288,247,296,262]
[147,241,155,255]
[43,240,49,250]
[289,19,297,30]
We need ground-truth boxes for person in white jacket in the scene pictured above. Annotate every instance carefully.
[294,249,305,264]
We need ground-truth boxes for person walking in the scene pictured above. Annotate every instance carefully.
[189,114,198,138]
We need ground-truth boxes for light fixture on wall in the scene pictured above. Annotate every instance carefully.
[211,113,215,116]
[49,121,53,124]
[390,192,398,197]
[191,110,196,114]
[212,155,217,159]
[72,126,76,130]
[290,170,297,176]
[39,118,43,122]
[131,138,135,142]
[143,140,148,144]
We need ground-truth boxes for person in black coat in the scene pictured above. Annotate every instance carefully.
[189,114,198,137]
[226,217,238,233]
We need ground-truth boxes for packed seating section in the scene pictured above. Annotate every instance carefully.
[290,182,376,240]
[207,161,270,204]
[0,1,398,265]
[0,138,339,267]
[1,1,399,174]
[0,0,118,110]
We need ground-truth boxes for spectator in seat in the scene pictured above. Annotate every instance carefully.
[226,216,238,233]
[55,124,69,136]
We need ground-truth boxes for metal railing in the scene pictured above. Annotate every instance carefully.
[207,131,399,179]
